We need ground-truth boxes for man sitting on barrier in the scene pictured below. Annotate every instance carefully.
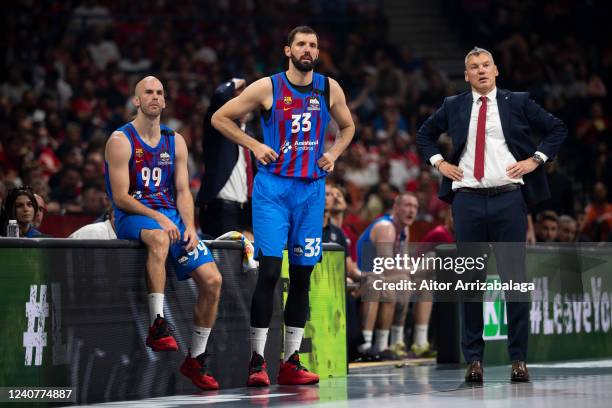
[105,76,222,390]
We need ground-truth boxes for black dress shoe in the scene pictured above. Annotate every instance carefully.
[465,360,483,383]
[511,360,529,382]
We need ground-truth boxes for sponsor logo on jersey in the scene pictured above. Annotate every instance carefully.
[283,96,292,105]
[281,141,292,154]
[307,97,320,111]
[133,190,143,199]
[159,151,171,165]
[178,256,189,265]
[294,139,318,151]
[293,245,304,256]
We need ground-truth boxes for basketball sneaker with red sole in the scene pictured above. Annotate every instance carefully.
[247,351,270,387]
[277,351,319,385]
[180,351,220,390]
[145,315,179,352]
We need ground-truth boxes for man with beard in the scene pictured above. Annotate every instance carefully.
[212,26,354,386]
[105,76,222,390]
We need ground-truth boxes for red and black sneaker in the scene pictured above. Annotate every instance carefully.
[247,351,270,387]
[145,314,179,352]
[180,351,220,390]
[277,351,319,385]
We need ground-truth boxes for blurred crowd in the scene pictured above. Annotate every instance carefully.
[1,0,610,242]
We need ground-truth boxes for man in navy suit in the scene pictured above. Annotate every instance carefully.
[197,78,255,238]
[416,47,567,383]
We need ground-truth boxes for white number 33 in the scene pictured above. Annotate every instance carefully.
[304,238,321,257]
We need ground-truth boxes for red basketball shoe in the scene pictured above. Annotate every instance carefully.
[145,315,179,352]
[180,351,220,390]
[247,351,270,387]
[277,351,319,385]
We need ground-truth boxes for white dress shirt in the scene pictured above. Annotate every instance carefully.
[429,87,548,189]
[217,123,248,204]
[217,144,248,204]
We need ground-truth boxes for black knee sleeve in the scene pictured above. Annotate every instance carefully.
[284,264,314,328]
[250,256,282,327]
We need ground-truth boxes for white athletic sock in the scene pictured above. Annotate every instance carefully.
[358,330,373,353]
[391,325,404,346]
[284,326,305,361]
[148,293,164,324]
[250,327,269,356]
[374,329,390,352]
[191,325,211,357]
[414,324,429,346]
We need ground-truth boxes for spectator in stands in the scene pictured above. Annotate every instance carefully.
[531,161,574,218]
[87,26,121,71]
[329,185,358,262]
[81,185,106,215]
[69,208,116,239]
[33,193,47,228]
[1,66,31,104]
[583,181,612,241]
[536,211,560,242]
[1,187,43,237]
[49,165,82,209]
[558,215,578,243]
[324,183,360,283]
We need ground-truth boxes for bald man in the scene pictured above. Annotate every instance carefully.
[105,76,222,390]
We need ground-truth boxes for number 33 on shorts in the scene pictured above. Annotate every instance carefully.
[304,238,321,257]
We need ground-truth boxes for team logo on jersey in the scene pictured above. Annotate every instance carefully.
[135,148,144,162]
[159,151,171,165]
[283,96,292,105]
[178,256,189,265]
[293,245,304,256]
[307,97,320,111]
[281,141,292,154]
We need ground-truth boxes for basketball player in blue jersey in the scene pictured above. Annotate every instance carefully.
[212,26,355,386]
[356,193,418,360]
[105,76,222,390]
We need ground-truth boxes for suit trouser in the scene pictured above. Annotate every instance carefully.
[452,189,529,362]
[199,198,249,239]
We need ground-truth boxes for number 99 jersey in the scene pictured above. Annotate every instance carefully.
[107,122,177,211]
[105,122,214,280]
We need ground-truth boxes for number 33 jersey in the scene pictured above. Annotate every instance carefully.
[105,122,177,211]
[260,72,331,180]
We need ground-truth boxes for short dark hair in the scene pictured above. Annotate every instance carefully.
[536,210,559,224]
[287,25,318,46]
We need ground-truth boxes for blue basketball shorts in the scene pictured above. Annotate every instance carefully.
[115,207,214,280]
[252,170,324,266]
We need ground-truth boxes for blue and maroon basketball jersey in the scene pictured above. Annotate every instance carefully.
[260,72,331,179]
[105,122,177,212]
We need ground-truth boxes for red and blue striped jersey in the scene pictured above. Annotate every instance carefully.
[105,122,177,212]
[260,72,331,179]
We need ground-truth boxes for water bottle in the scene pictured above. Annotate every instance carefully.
[6,220,19,237]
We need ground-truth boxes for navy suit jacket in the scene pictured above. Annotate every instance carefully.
[416,88,567,206]
[196,81,255,206]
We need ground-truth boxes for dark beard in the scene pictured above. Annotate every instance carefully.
[290,54,315,72]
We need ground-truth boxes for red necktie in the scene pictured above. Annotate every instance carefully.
[473,95,487,181]
[244,146,253,198]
